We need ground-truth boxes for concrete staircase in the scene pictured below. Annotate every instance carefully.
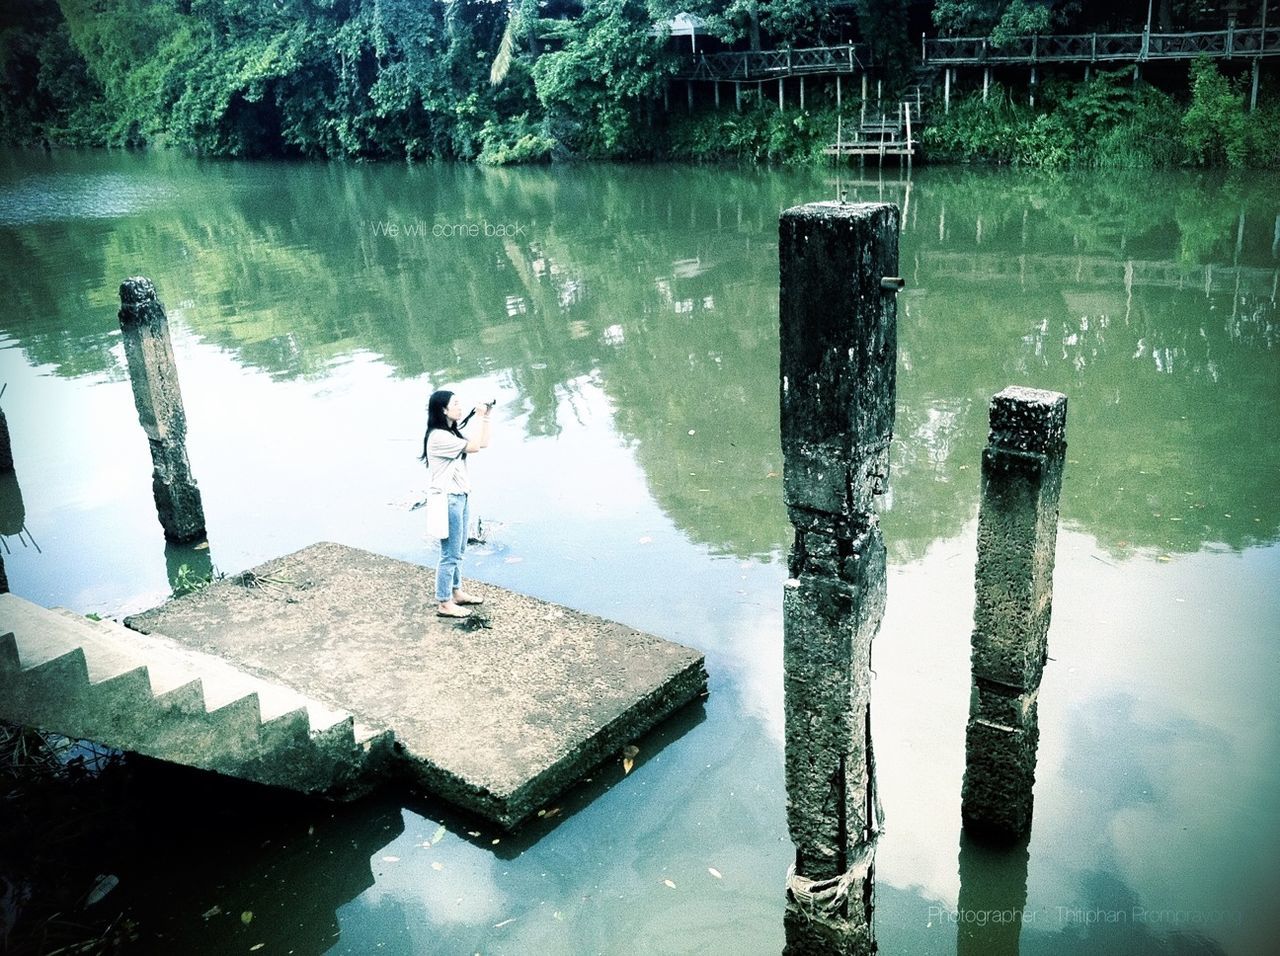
[0,593,391,797]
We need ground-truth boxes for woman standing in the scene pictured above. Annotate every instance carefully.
[422,389,492,618]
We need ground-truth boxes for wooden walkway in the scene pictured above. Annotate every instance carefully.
[676,44,868,80]
[924,26,1280,65]
[673,27,1279,80]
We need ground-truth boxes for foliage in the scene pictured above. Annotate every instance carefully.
[531,0,676,157]
[925,72,1192,169]
[0,1,1273,169]
[172,563,220,597]
[933,0,1075,43]
[664,101,839,164]
[1181,56,1249,168]
[477,111,557,164]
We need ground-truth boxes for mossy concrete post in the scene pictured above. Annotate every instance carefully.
[961,386,1067,840]
[118,277,206,543]
[779,201,899,955]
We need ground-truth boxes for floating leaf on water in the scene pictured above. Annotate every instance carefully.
[85,874,118,906]
[491,838,501,845]
[468,831,481,838]
[381,856,400,863]
[250,946,265,952]
[708,867,723,879]
[623,757,634,774]
[241,911,253,925]
[202,905,222,919]
[543,807,561,820]
[194,541,210,551]
[766,472,778,478]
[494,918,516,929]
[1156,554,1172,563]
[432,861,445,871]
[308,825,314,836]
[623,745,640,758]
[431,825,447,845]
[663,879,676,889]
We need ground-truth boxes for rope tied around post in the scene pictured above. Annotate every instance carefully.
[785,831,881,918]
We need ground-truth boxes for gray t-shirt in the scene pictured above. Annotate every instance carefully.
[426,429,470,494]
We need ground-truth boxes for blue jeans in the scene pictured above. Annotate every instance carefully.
[436,493,470,602]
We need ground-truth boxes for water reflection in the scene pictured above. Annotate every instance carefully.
[1,154,1275,565]
[1,152,1277,954]
[108,764,407,954]
[956,831,1030,956]
[164,539,216,597]
[0,468,26,541]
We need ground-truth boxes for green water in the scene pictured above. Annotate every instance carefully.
[1,150,1277,955]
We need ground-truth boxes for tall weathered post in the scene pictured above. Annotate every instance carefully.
[780,202,899,955]
[118,277,206,543]
[961,386,1067,840]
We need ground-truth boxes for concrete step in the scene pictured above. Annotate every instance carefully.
[0,594,389,798]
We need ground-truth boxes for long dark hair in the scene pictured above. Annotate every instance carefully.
[420,389,465,462]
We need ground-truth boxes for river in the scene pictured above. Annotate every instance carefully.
[1,149,1277,955]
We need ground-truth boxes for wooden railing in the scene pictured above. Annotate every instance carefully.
[677,44,869,80]
[924,26,1280,64]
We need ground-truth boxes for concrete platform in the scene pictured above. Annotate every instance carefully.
[125,542,707,828]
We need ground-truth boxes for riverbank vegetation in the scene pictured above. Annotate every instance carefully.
[1,1,1275,167]
[925,61,1280,169]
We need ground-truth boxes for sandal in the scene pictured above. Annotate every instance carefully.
[437,603,471,618]
[454,591,485,606]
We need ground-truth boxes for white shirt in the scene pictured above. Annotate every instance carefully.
[426,429,469,494]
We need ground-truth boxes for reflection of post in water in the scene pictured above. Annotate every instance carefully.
[0,399,36,593]
[0,395,13,473]
[165,539,216,597]
[955,829,1031,956]
[962,387,1067,840]
[117,277,207,544]
[779,201,899,955]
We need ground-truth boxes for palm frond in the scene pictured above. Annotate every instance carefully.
[490,17,517,86]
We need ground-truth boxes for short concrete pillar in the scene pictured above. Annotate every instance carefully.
[118,277,207,543]
[780,202,899,954]
[961,386,1067,841]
